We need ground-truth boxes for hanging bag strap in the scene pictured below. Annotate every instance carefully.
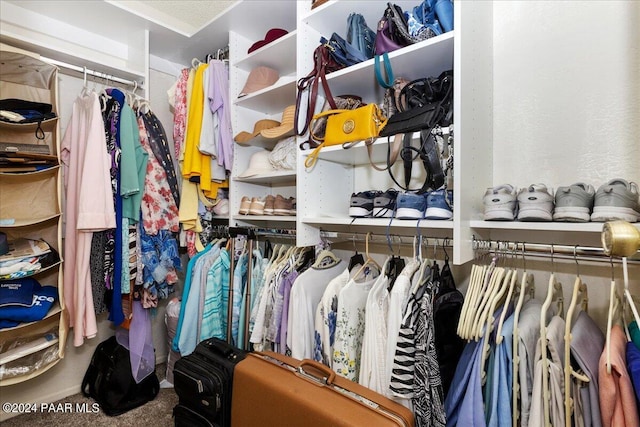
[295,44,339,136]
[374,52,395,89]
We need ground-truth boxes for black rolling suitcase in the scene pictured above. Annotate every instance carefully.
[173,338,246,427]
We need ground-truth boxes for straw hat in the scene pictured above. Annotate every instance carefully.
[234,119,281,144]
[260,105,296,140]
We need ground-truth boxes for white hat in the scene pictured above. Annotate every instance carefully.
[238,150,276,177]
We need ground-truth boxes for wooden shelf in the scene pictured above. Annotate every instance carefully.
[469,220,609,233]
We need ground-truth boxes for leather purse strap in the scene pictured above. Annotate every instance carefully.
[295,45,339,136]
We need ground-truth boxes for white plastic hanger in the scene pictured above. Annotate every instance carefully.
[463,254,495,340]
[540,245,564,427]
[622,257,640,326]
[496,245,519,344]
[512,244,535,427]
[563,247,590,427]
[605,256,621,374]
[352,232,382,281]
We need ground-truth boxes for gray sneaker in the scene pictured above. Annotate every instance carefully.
[517,184,554,222]
[591,179,640,222]
[553,183,595,222]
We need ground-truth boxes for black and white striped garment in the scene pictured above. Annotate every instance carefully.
[389,280,428,398]
[413,284,446,427]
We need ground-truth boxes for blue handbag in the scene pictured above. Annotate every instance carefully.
[346,13,376,60]
[322,34,368,68]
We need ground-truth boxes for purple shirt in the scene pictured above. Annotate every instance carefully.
[207,60,233,171]
[279,269,299,354]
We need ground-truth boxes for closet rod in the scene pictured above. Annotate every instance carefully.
[41,56,143,88]
[472,238,640,265]
[321,230,453,247]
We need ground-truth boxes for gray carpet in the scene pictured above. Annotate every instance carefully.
[2,364,178,426]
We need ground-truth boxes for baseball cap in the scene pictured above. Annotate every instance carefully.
[238,66,279,98]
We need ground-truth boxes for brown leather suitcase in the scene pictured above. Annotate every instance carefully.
[231,351,415,427]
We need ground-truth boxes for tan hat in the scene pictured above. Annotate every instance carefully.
[238,150,277,178]
[238,66,279,97]
[260,105,296,140]
[234,119,281,144]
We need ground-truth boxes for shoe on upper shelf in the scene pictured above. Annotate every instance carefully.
[517,184,554,222]
[483,184,517,221]
[274,195,295,216]
[239,196,251,215]
[395,192,428,220]
[590,179,640,223]
[349,191,381,218]
[552,182,595,222]
[263,195,276,216]
[373,189,399,218]
[249,197,266,215]
[425,189,453,220]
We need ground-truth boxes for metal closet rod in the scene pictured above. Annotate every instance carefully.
[41,56,143,88]
[472,238,640,265]
[320,230,453,247]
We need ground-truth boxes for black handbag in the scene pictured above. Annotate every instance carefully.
[378,70,453,191]
[81,336,160,416]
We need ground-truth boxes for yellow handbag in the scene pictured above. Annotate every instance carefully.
[305,103,387,168]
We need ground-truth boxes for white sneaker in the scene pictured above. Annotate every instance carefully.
[517,184,554,222]
[483,184,517,221]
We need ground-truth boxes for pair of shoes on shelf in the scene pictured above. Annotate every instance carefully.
[349,189,453,220]
[239,195,296,216]
[483,179,640,223]
[395,190,453,220]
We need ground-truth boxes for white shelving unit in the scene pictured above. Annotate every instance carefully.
[294,1,493,265]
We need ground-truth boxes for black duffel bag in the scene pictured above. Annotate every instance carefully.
[81,336,159,416]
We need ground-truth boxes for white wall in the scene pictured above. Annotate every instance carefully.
[0,67,178,420]
[492,0,640,187]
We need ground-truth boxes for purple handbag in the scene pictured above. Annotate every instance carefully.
[374,10,406,54]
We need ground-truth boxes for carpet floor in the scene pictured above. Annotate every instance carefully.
[2,364,178,427]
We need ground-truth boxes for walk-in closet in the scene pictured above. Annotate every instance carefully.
[0,1,638,426]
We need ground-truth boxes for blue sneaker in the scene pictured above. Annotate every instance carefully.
[425,189,453,220]
[395,192,428,219]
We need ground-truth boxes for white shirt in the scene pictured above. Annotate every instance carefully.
[313,267,350,367]
[289,261,346,360]
[359,259,391,392]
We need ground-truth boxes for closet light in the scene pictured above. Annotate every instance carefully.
[602,220,640,257]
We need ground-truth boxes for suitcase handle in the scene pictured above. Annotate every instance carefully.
[297,359,336,386]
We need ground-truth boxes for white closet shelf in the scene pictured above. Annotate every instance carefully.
[323,32,454,100]
[234,30,297,75]
[301,137,412,166]
[302,0,423,40]
[303,216,453,230]
[232,215,297,223]
[233,76,297,114]
[469,220,611,233]
[233,170,296,185]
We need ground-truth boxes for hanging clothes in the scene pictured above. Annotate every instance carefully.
[598,324,640,427]
[516,299,544,427]
[61,91,116,346]
[529,315,566,427]
[570,311,605,427]
[313,266,350,367]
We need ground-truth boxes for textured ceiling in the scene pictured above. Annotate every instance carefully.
[109,0,237,35]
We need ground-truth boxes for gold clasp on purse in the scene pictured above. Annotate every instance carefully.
[343,119,355,134]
